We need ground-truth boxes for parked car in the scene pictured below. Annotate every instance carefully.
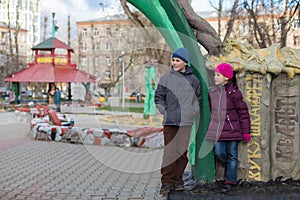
[130,91,145,98]
[92,92,106,106]
[130,91,145,102]
[20,91,32,99]
[0,87,7,99]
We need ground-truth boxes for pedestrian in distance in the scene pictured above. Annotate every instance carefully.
[206,63,251,193]
[154,47,202,195]
[48,83,56,104]
[54,87,61,112]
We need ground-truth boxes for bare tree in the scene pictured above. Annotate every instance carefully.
[279,0,300,47]
[222,0,239,45]
[14,0,20,71]
[242,0,300,48]
[121,0,222,56]
[121,0,171,64]
[122,0,300,58]
[208,0,224,37]
[43,16,48,41]
[1,0,25,77]
[177,0,223,56]
[7,2,13,60]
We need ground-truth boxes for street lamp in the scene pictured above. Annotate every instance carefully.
[51,12,59,37]
[121,52,125,109]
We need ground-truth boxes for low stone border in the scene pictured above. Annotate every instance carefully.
[21,110,164,149]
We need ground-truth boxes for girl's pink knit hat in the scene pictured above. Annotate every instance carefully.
[215,63,233,79]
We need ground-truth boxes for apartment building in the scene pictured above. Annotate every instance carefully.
[76,9,300,95]
[0,22,27,55]
[76,14,164,95]
[0,0,41,60]
[198,10,300,49]
[0,22,27,86]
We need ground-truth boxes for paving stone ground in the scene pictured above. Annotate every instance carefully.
[0,111,167,200]
[0,141,165,200]
[1,108,299,200]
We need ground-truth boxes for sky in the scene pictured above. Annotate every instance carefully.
[40,0,212,40]
[40,0,211,22]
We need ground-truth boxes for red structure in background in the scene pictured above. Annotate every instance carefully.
[5,37,96,83]
[5,37,96,100]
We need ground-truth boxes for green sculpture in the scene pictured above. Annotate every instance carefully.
[126,0,214,181]
[143,65,157,117]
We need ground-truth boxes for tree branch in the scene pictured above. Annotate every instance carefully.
[177,0,223,56]
[222,0,239,45]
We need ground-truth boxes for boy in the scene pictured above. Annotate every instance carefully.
[155,47,202,194]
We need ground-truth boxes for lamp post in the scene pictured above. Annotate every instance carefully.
[121,55,125,109]
[51,12,59,37]
[51,13,55,37]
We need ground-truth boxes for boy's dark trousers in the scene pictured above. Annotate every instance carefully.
[161,125,192,186]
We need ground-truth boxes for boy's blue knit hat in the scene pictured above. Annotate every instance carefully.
[172,47,189,63]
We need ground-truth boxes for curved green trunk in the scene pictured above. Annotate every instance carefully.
[126,0,215,182]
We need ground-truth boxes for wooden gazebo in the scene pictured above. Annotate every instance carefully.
[5,37,96,100]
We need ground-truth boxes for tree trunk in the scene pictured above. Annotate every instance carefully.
[123,0,222,56]
[218,0,222,37]
[222,0,239,45]
[7,2,13,75]
[14,0,20,71]
[177,0,222,56]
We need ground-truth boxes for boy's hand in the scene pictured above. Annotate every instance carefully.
[243,134,251,143]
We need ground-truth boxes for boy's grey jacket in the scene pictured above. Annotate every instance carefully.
[155,67,202,126]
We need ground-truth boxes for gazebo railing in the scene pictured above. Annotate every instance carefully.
[35,54,70,64]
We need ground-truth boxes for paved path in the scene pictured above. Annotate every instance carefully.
[0,111,166,200]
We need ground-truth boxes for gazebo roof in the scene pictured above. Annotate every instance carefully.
[32,37,74,52]
[5,36,96,83]
[5,64,96,83]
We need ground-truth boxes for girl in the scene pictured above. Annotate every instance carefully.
[206,63,251,192]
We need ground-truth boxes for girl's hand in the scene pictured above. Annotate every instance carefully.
[243,134,251,143]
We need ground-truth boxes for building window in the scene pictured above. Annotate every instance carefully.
[20,45,24,53]
[294,35,300,46]
[81,42,87,51]
[130,28,134,36]
[105,42,110,51]
[19,0,23,9]
[105,70,110,80]
[105,57,110,66]
[106,28,111,36]
[119,28,123,36]
[94,28,99,36]
[94,42,100,51]
[33,36,37,43]
[34,16,39,23]
[82,29,87,37]
[238,24,249,36]
[94,57,99,66]
[20,33,25,42]
[117,40,122,50]
[293,19,300,29]
[81,57,87,66]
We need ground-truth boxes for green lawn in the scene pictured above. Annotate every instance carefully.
[97,106,144,113]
